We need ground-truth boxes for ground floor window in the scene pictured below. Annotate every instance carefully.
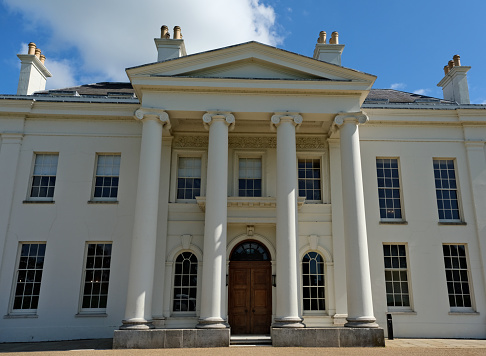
[173,252,198,312]
[443,244,472,309]
[12,243,46,312]
[81,243,112,312]
[302,252,325,311]
[383,244,411,309]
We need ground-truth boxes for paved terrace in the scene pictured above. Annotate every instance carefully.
[0,338,486,355]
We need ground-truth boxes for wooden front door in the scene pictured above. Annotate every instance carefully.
[228,261,272,334]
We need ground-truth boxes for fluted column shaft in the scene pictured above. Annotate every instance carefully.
[334,112,378,328]
[197,113,234,329]
[122,109,170,329]
[272,114,304,328]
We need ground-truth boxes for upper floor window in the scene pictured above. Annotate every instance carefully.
[383,244,411,310]
[443,244,473,310]
[173,252,198,312]
[298,159,321,201]
[376,158,402,220]
[93,154,120,200]
[302,252,325,312]
[11,243,46,313]
[177,157,201,200]
[433,159,461,221]
[80,243,112,313]
[30,154,58,200]
[238,158,262,197]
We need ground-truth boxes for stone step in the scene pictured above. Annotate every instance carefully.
[230,334,272,346]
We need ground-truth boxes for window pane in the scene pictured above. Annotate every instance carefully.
[433,159,461,221]
[173,252,198,312]
[13,243,46,310]
[383,244,410,308]
[177,157,202,200]
[443,244,472,308]
[81,243,112,310]
[93,155,121,199]
[30,154,59,199]
[376,159,402,219]
[302,252,325,311]
[298,159,322,201]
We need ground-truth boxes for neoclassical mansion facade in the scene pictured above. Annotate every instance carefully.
[0,27,485,347]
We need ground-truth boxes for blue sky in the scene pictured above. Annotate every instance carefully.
[1,0,485,103]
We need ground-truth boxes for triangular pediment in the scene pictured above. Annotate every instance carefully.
[127,41,376,84]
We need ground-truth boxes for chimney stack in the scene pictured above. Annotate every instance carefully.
[437,54,471,104]
[154,25,187,62]
[16,42,52,95]
[313,30,345,65]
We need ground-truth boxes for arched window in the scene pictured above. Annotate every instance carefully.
[173,252,198,312]
[230,241,270,261]
[302,252,325,311]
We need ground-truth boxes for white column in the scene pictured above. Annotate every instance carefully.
[196,112,234,329]
[271,114,304,328]
[334,112,378,328]
[121,108,170,329]
[0,133,23,267]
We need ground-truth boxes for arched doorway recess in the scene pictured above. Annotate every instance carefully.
[228,240,272,334]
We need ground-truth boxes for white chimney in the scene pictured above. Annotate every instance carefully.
[154,25,187,62]
[313,31,345,66]
[437,55,471,104]
[17,42,52,95]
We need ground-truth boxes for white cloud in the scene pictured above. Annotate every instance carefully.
[5,0,281,86]
[45,59,77,90]
[413,89,430,95]
[481,100,486,105]
[390,83,406,90]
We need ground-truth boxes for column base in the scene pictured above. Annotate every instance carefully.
[271,327,384,347]
[345,316,379,328]
[120,319,154,330]
[272,316,305,328]
[195,317,229,329]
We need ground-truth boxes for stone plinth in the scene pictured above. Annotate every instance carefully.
[271,327,384,347]
[113,329,230,349]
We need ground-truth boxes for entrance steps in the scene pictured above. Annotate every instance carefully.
[230,334,272,346]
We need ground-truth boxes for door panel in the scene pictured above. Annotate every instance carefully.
[229,261,271,334]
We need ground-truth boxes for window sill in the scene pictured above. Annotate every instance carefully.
[387,311,417,315]
[380,221,408,225]
[4,313,38,319]
[438,221,467,226]
[448,311,479,315]
[23,200,54,204]
[75,313,108,318]
[87,200,119,204]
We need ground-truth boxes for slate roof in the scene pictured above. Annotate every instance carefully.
[36,82,455,105]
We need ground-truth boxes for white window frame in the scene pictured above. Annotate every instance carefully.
[78,242,113,315]
[382,243,413,312]
[9,242,47,315]
[91,153,121,201]
[297,155,325,203]
[170,150,207,203]
[171,250,200,316]
[27,153,59,201]
[442,243,475,313]
[301,251,327,315]
[376,157,405,222]
[233,150,266,197]
[433,158,463,222]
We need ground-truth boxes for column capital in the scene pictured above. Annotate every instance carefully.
[134,108,171,129]
[271,113,303,130]
[202,112,235,131]
[334,111,369,126]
